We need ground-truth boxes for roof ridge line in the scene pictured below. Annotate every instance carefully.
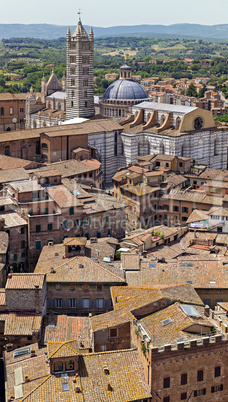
[20,375,51,401]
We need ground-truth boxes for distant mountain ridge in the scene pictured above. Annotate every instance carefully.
[1,23,228,40]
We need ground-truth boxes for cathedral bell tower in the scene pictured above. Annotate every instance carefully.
[66,16,94,119]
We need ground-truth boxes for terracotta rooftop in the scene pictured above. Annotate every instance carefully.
[0,313,42,336]
[139,302,212,347]
[186,209,209,224]
[0,289,5,306]
[0,168,29,184]
[5,273,45,289]
[90,310,134,332]
[10,347,151,402]
[47,184,82,208]
[43,315,91,348]
[0,212,27,228]
[36,255,125,284]
[126,259,228,289]
[0,155,33,170]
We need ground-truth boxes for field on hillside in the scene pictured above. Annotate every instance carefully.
[1,36,228,95]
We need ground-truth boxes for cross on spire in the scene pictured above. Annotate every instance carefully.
[78,9,82,20]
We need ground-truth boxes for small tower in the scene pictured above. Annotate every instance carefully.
[66,15,94,119]
[41,73,47,103]
[61,71,66,91]
[120,55,132,80]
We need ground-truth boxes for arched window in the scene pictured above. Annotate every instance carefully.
[138,142,141,156]
[160,114,165,126]
[41,143,48,150]
[176,117,181,130]
[181,142,188,157]
[58,103,61,111]
[214,138,219,156]
[54,361,63,372]
[159,142,165,154]
[198,139,204,159]
[48,102,51,110]
[33,121,37,129]
[66,360,74,371]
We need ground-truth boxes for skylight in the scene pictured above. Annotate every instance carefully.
[175,336,187,343]
[180,263,193,268]
[180,304,202,318]
[14,347,30,358]
[149,263,156,268]
[161,317,172,326]
[62,382,70,392]
[209,281,216,284]
[186,281,193,284]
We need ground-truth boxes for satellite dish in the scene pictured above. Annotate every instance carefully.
[12,118,17,123]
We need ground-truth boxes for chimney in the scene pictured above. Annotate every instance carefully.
[107,383,113,392]
[34,285,39,313]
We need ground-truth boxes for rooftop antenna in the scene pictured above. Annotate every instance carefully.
[124,52,127,63]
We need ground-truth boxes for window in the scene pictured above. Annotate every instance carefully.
[215,366,221,377]
[20,107,24,113]
[41,143,48,150]
[21,252,25,258]
[36,225,41,233]
[194,116,204,130]
[54,298,64,308]
[182,207,188,213]
[44,207,48,215]
[14,254,17,262]
[83,79,88,86]
[194,388,206,397]
[109,328,117,338]
[81,298,91,308]
[97,285,102,291]
[9,107,14,115]
[62,220,68,229]
[173,206,179,212]
[163,377,170,388]
[95,298,105,308]
[205,289,210,294]
[211,384,223,393]
[69,207,74,215]
[54,361,63,372]
[35,241,41,250]
[163,397,170,402]
[71,78,75,86]
[48,223,52,231]
[0,107,4,116]
[181,393,187,400]
[197,370,204,382]
[5,146,10,156]
[67,299,78,308]
[105,216,109,222]
[21,240,25,248]
[179,162,183,167]
[181,373,187,385]
[66,360,74,371]
[70,56,76,63]
[21,227,25,234]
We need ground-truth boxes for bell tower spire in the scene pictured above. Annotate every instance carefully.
[66,13,94,119]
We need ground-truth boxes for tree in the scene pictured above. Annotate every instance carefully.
[186,83,197,97]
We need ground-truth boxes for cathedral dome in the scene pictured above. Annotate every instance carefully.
[103,79,148,100]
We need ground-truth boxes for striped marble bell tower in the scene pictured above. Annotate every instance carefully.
[66,17,94,119]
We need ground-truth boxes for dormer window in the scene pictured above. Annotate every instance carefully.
[66,360,75,371]
[54,361,63,372]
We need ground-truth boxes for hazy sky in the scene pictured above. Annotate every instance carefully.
[0,0,228,26]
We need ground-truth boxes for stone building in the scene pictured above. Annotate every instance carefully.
[66,18,94,119]
[120,102,227,170]
[0,93,27,133]
[99,60,149,118]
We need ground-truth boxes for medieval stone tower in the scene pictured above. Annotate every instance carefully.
[66,17,94,119]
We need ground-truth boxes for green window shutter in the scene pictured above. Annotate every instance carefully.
[88,217,92,225]
[85,233,90,240]
[69,207,74,215]
[35,241,41,250]
[29,210,33,216]
[14,253,17,262]
[44,207,48,215]
[36,225,41,233]
[48,223,52,231]
[21,252,25,258]
[105,216,109,222]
